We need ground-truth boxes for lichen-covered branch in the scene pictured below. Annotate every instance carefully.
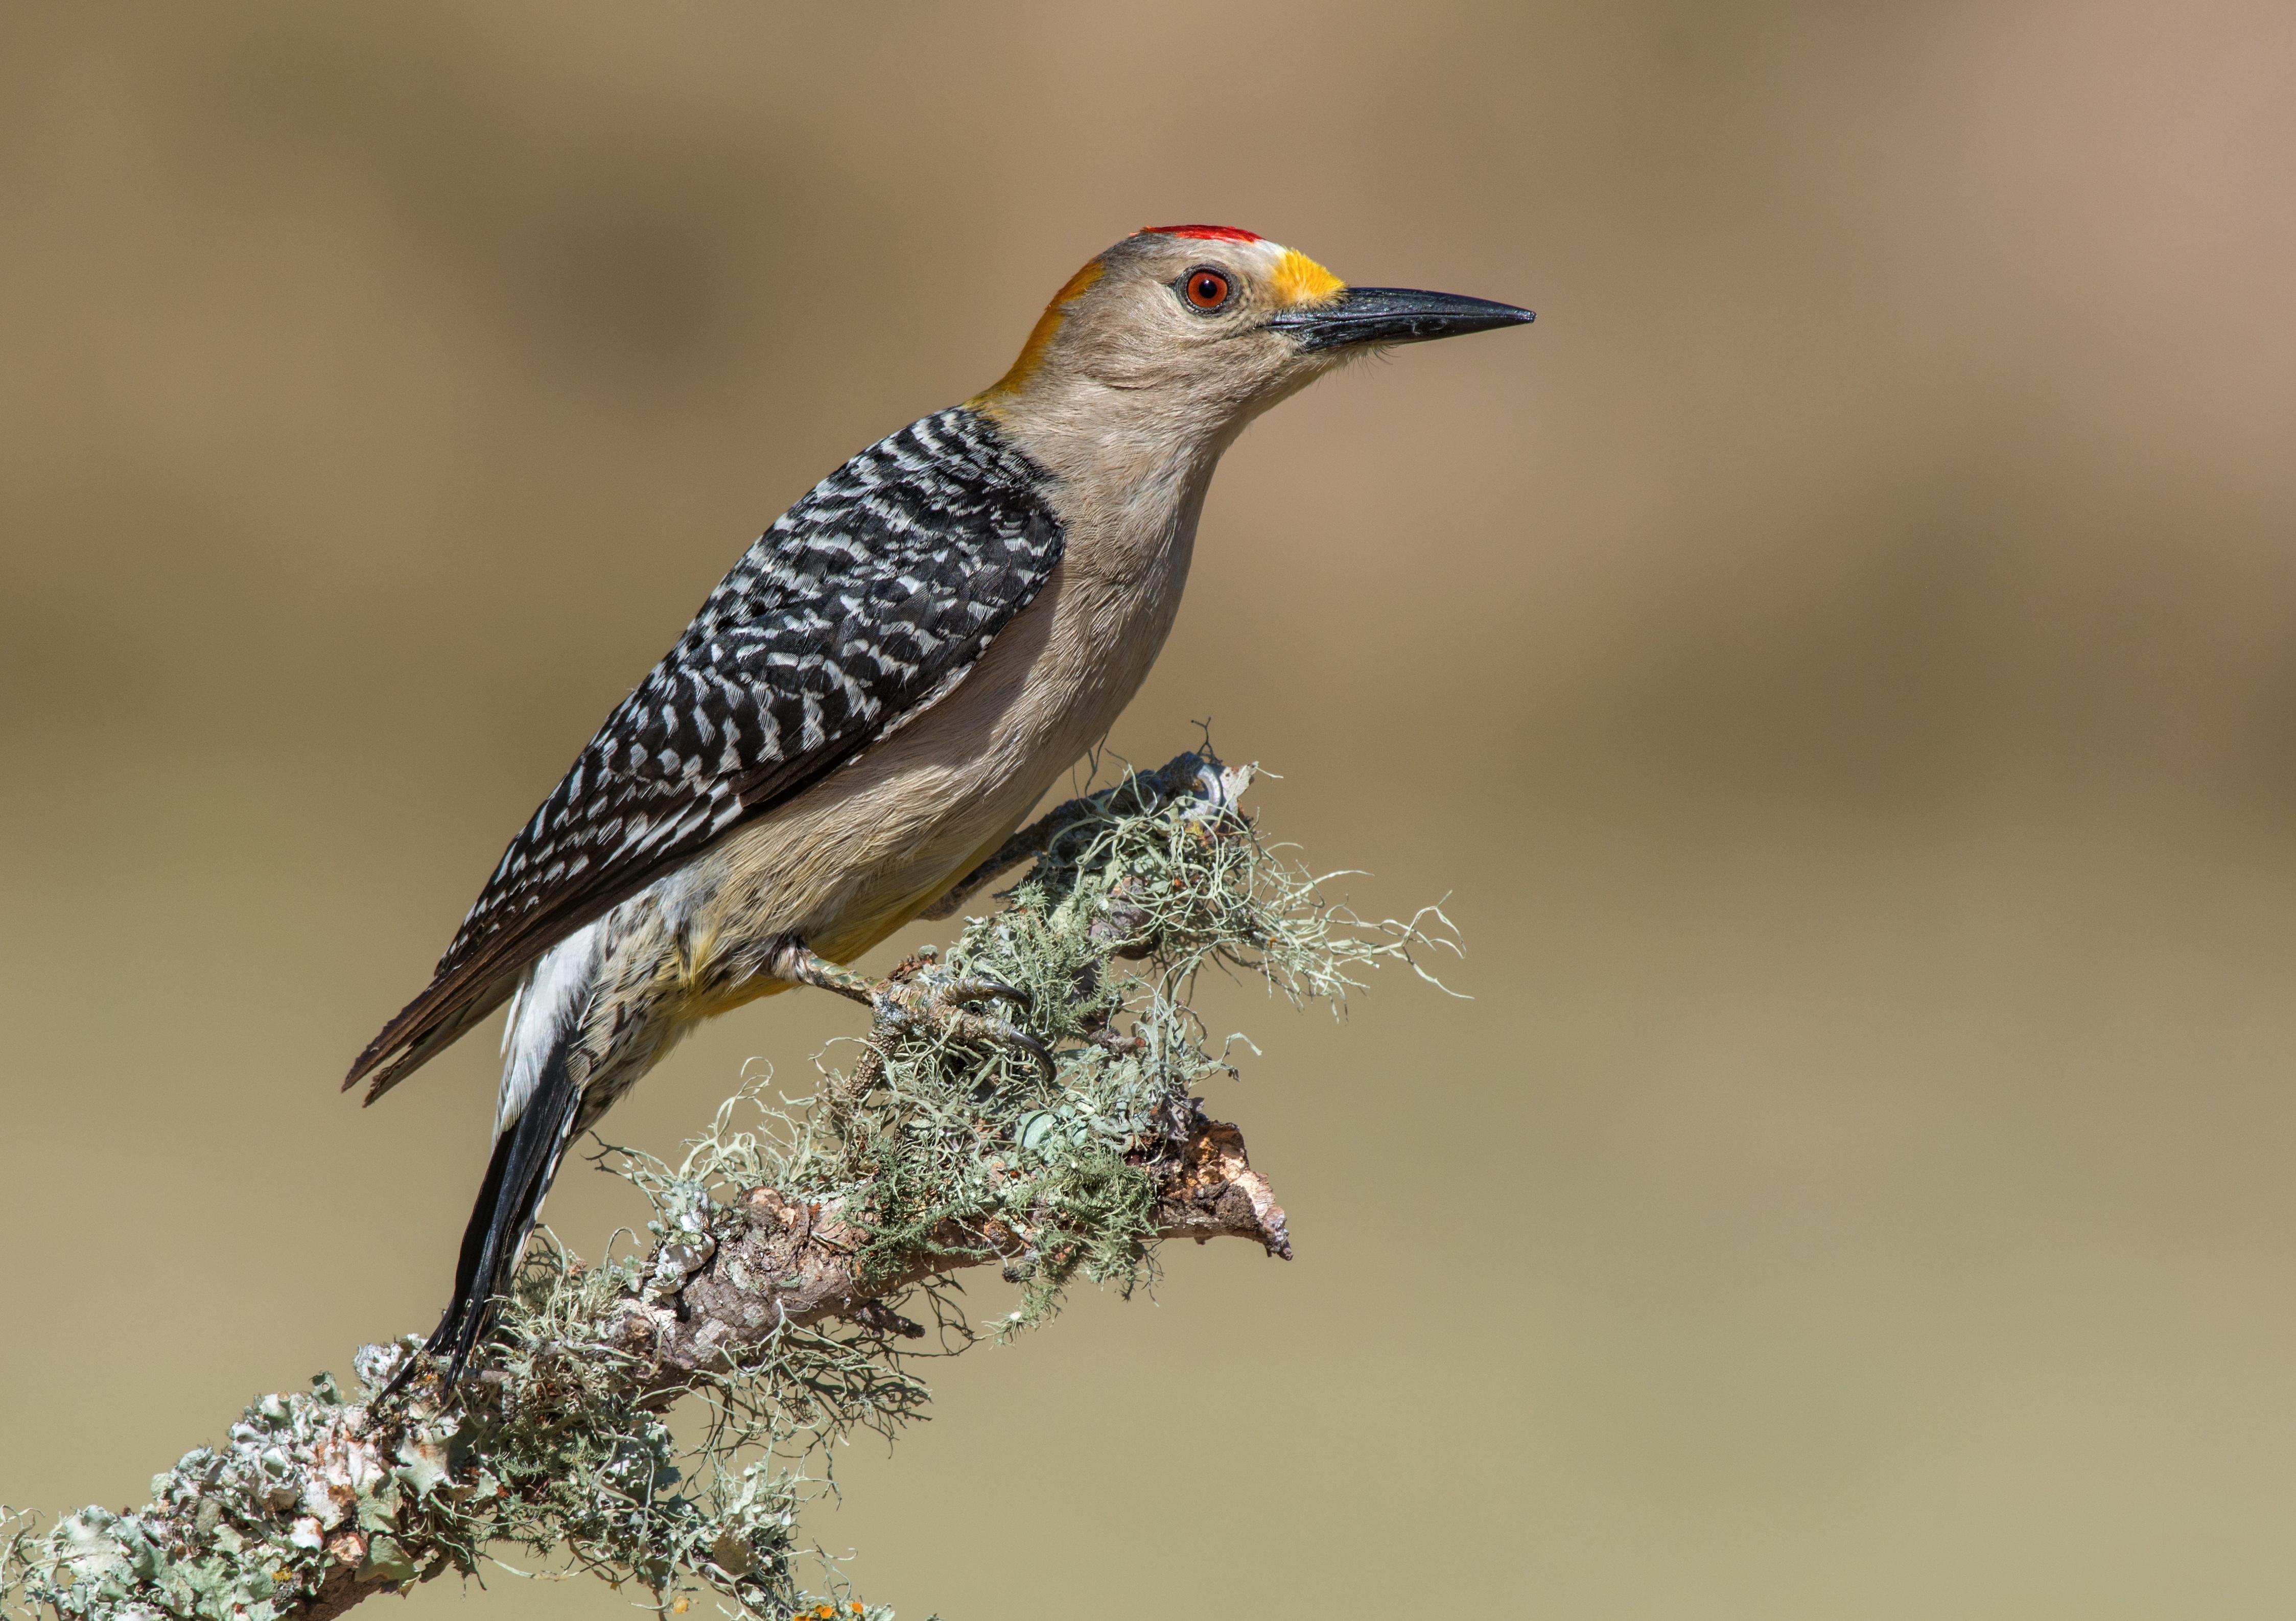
[3,750,1454,1621]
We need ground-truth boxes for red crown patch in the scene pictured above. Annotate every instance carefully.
[1138,224,1263,243]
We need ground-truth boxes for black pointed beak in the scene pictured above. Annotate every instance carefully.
[1267,286,1535,351]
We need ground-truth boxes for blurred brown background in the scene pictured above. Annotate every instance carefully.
[6,2,2296,1615]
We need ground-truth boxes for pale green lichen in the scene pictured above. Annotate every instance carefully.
[1,750,1456,1621]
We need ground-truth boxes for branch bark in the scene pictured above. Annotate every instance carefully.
[290,1109,1287,1621]
[5,749,1385,1621]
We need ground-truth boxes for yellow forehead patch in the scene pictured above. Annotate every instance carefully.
[975,257,1106,406]
[1270,247,1346,308]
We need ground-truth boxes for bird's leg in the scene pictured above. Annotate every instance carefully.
[760,938,1026,1014]
[762,938,1054,1076]
[761,939,879,1004]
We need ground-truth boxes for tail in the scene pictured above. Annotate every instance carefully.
[382,1039,584,1399]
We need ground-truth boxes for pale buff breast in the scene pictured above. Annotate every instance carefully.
[657,475,1205,1018]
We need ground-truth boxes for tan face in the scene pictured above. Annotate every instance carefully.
[972,229,1344,434]
[971,226,1533,457]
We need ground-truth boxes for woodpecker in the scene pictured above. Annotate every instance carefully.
[349,224,1532,1389]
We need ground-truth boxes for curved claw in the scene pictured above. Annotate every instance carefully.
[936,976,1033,1014]
[998,1021,1058,1080]
[939,1009,1058,1080]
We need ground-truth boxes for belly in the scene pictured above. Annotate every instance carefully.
[658,552,1184,1015]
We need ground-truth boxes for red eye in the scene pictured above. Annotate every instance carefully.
[1184,269,1232,311]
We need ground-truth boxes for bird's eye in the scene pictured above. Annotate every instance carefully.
[1183,269,1232,312]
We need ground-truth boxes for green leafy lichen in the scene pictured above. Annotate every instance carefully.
[2,750,1455,1621]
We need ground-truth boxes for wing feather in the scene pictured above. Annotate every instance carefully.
[346,408,1063,1100]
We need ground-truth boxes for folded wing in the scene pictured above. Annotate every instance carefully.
[345,408,1064,1102]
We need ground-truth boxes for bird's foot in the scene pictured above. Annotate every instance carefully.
[874,973,1055,1077]
[767,939,1055,1077]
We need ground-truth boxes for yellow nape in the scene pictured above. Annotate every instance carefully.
[972,257,1106,407]
[1272,247,1346,308]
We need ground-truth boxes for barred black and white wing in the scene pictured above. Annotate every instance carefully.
[346,407,1064,1101]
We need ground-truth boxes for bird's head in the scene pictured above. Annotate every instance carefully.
[970,225,1533,457]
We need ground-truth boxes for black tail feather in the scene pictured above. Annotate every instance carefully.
[381,1047,583,1400]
